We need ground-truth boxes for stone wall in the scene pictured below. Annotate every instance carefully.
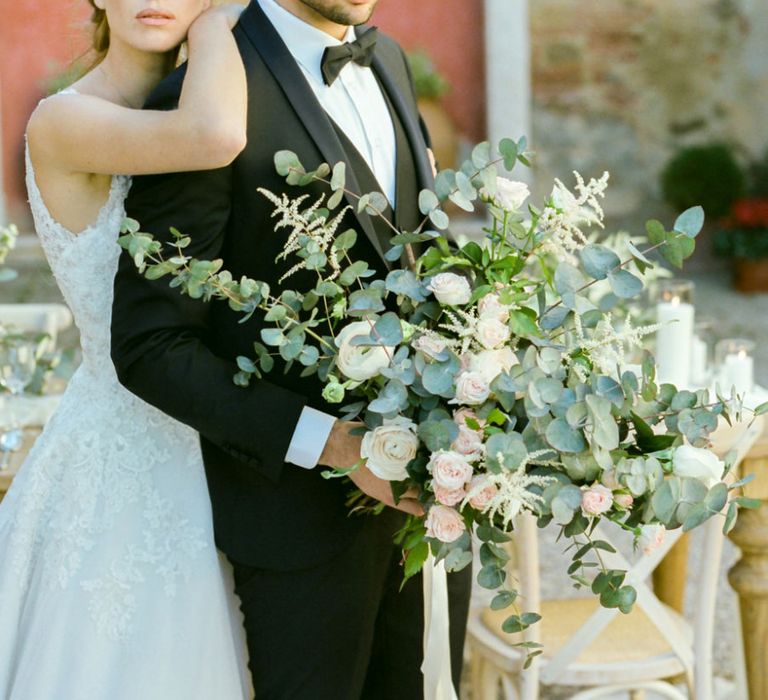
[528,0,768,231]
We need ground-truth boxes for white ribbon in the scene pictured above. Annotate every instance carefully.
[421,553,458,700]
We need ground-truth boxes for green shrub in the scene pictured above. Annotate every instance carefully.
[407,50,449,101]
[661,144,745,219]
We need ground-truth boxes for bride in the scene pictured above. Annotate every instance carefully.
[0,1,251,697]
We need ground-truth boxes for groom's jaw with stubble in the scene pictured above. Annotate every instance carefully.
[276,0,379,38]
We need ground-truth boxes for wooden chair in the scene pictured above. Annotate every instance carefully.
[467,420,764,700]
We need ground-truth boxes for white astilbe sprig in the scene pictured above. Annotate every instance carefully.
[258,187,352,283]
[438,307,483,356]
[568,312,659,377]
[538,171,610,263]
[466,451,558,529]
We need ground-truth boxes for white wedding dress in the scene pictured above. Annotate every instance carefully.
[0,89,251,699]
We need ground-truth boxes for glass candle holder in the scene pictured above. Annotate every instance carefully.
[716,338,755,396]
[654,280,695,387]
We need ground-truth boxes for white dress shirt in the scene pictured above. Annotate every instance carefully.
[258,0,398,469]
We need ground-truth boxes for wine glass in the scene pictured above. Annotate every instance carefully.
[0,340,37,470]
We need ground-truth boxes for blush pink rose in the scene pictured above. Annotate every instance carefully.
[451,424,484,462]
[639,524,666,555]
[434,484,466,506]
[581,484,614,516]
[425,505,467,543]
[614,493,634,510]
[451,371,490,406]
[427,450,473,491]
[453,407,484,430]
[467,475,498,511]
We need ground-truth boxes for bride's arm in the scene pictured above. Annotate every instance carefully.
[26,5,247,176]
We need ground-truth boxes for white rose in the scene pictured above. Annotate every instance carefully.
[453,407,484,430]
[467,348,519,384]
[451,424,484,462]
[428,450,474,490]
[335,321,394,381]
[477,293,510,323]
[427,272,472,306]
[412,334,447,360]
[476,317,511,350]
[451,370,491,405]
[425,505,467,543]
[360,417,419,481]
[639,523,666,556]
[493,177,530,212]
[672,445,725,488]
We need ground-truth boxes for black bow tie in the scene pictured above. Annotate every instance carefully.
[321,27,378,86]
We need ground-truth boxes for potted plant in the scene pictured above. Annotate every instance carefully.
[714,152,768,292]
[407,50,457,171]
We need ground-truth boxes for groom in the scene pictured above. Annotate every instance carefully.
[111,0,471,697]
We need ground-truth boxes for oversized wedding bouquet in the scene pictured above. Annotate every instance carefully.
[121,137,761,653]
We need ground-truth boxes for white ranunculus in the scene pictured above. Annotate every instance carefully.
[468,348,519,384]
[451,370,491,405]
[427,272,472,306]
[335,321,394,381]
[477,293,510,323]
[476,317,511,350]
[672,444,725,487]
[493,177,530,212]
[360,417,419,481]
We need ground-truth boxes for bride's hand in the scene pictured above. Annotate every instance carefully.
[194,2,246,32]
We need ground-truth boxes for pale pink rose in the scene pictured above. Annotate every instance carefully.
[639,524,666,555]
[451,424,484,461]
[614,493,634,509]
[452,371,490,406]
[427,272,472,306]
[477,293,510,323]
[412,334,447,360]
[453,407,484,430]
[468,475,498,511]
[434,484,467,506]
[360,417,419,481]
[425,505,467,543]
[428,450,474,490]
[581,484,614,516]
[476,317,511,350]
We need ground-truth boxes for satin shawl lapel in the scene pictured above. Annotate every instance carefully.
[360,27,435,193]
[239,3,386,261]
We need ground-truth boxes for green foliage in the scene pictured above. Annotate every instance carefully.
[406,50,449,101]
[661,144,745,219]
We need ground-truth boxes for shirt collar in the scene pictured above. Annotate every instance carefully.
[257,0,356,85]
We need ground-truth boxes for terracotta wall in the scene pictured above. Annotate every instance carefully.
[0,0,485,226]
[0,0,91,224]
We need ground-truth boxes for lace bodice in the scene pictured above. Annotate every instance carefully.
[24,88,131,377]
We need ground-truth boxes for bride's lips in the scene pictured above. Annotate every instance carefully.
[136,8,176,26]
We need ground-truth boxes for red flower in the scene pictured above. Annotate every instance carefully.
[730,198,768,228]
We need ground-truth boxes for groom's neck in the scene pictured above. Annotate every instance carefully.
[274,0,350,41]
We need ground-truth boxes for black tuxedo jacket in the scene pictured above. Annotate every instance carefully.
[110,2,433,570]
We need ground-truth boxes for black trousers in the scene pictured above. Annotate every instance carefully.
[229,509,472,700]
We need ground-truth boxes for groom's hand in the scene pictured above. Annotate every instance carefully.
[319,421,424,517]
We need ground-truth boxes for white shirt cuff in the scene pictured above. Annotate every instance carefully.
[284,406,337,470]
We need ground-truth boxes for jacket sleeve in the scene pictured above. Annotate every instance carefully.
[110,68,306,483]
